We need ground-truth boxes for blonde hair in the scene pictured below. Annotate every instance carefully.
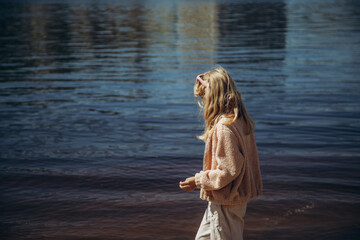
[194,67,255,141]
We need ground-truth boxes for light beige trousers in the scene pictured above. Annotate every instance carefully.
[195,202,247,240]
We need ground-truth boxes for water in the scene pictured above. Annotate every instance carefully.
[0,0,359,239]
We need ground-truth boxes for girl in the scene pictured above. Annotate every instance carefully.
[179,67,263,240]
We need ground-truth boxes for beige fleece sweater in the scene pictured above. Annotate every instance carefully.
[195,117,263,206]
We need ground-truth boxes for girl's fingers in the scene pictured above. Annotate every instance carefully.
[179,183,192,191]
[179,181,189,186]
[180,183,189,189]
[179,180,195,192]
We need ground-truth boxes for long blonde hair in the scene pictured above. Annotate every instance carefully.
[194,67,255,141]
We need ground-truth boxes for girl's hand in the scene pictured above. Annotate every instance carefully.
[179,176,197,192]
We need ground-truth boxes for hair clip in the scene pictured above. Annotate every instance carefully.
[196,72,209,87]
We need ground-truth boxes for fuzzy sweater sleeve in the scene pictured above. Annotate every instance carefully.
[195,123,244,191]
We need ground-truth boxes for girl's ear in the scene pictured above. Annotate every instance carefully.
[225,93,233,107]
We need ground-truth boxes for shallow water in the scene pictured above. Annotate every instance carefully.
[1,0,359,239]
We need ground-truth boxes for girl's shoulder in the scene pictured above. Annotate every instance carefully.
[215,116,236,133]
[217,115,233,125]
[216,115,241,128]
[215,116,244,136]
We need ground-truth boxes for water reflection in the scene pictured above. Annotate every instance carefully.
[0,0,359,239]
[218,1,286,50]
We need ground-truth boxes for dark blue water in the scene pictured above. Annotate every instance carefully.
[1,0,359,239]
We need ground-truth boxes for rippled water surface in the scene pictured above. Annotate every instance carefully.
[1,0,359,239]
